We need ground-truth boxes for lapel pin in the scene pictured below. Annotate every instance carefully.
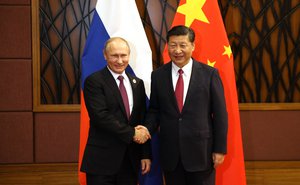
[133,79,136,83]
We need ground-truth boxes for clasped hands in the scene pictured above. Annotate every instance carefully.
[133,125,151,144]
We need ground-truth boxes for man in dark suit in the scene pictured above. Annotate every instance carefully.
[80,37,151,185]
[145,25,228,185]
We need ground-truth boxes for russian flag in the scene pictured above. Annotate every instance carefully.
[78,1,162,185]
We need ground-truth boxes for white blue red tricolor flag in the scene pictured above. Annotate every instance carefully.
[78,1,163,185]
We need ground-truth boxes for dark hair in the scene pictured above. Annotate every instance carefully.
[166,25,195,43]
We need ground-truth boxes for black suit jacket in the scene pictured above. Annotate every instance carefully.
[80,67,151,175]
[146,60,228,172]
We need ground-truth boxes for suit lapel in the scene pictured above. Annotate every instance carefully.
[102,68,128,120]
[183,60,203,113]
[126,72,138,122]
[164,63,180,113]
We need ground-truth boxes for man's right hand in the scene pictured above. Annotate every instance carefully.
[133,125,151,144]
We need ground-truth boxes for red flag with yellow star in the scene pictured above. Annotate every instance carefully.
[163,0,247,184]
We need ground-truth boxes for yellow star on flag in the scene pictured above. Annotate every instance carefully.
[222,45,232,59]
[207,59,216,67]
[177,0,209,27]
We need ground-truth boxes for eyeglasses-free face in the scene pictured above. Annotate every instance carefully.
[104,39,130,74]
[168,35,195,68]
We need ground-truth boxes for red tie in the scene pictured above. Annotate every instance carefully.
[118,75,130,119]
[175,69,184,112]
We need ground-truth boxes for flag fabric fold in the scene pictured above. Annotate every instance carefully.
[163,0,247,185]
[79,1,162,185]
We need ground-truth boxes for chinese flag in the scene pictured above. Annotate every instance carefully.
[163,0,247,185]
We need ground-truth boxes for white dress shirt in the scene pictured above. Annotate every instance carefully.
[107,67,133,114]
[172,59,193,105]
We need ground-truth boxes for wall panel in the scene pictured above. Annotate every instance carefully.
[0,0,30,4]
[240,111,300,160]
[0,1,33,164]
[0,59,32,111]
[0,5,31,58]
[0,112,33,163]
[34,113,80,162]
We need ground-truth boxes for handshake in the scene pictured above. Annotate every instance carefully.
[133,125,151,144]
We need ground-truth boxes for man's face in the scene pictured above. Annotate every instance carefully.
[104,39,130,74]
[167,35,195,68]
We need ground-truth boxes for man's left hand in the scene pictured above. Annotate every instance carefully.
[141,159,151,175]
[212,153,225,168]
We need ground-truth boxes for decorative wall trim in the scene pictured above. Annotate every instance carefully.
[239,103,300,110]
[32,0,85,112]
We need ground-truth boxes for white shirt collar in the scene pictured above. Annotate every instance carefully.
[172,58,193,76]
[107,66,129,82]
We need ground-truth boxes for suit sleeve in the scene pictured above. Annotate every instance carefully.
[137,80,152,159]
[144,71,160,134]
[83,75,135,144]
[210,69,228,154]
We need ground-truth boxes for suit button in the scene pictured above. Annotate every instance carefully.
[179,118,182,122]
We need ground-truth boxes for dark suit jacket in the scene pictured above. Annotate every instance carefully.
[80,67,151,175]
[145,60,228,172]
